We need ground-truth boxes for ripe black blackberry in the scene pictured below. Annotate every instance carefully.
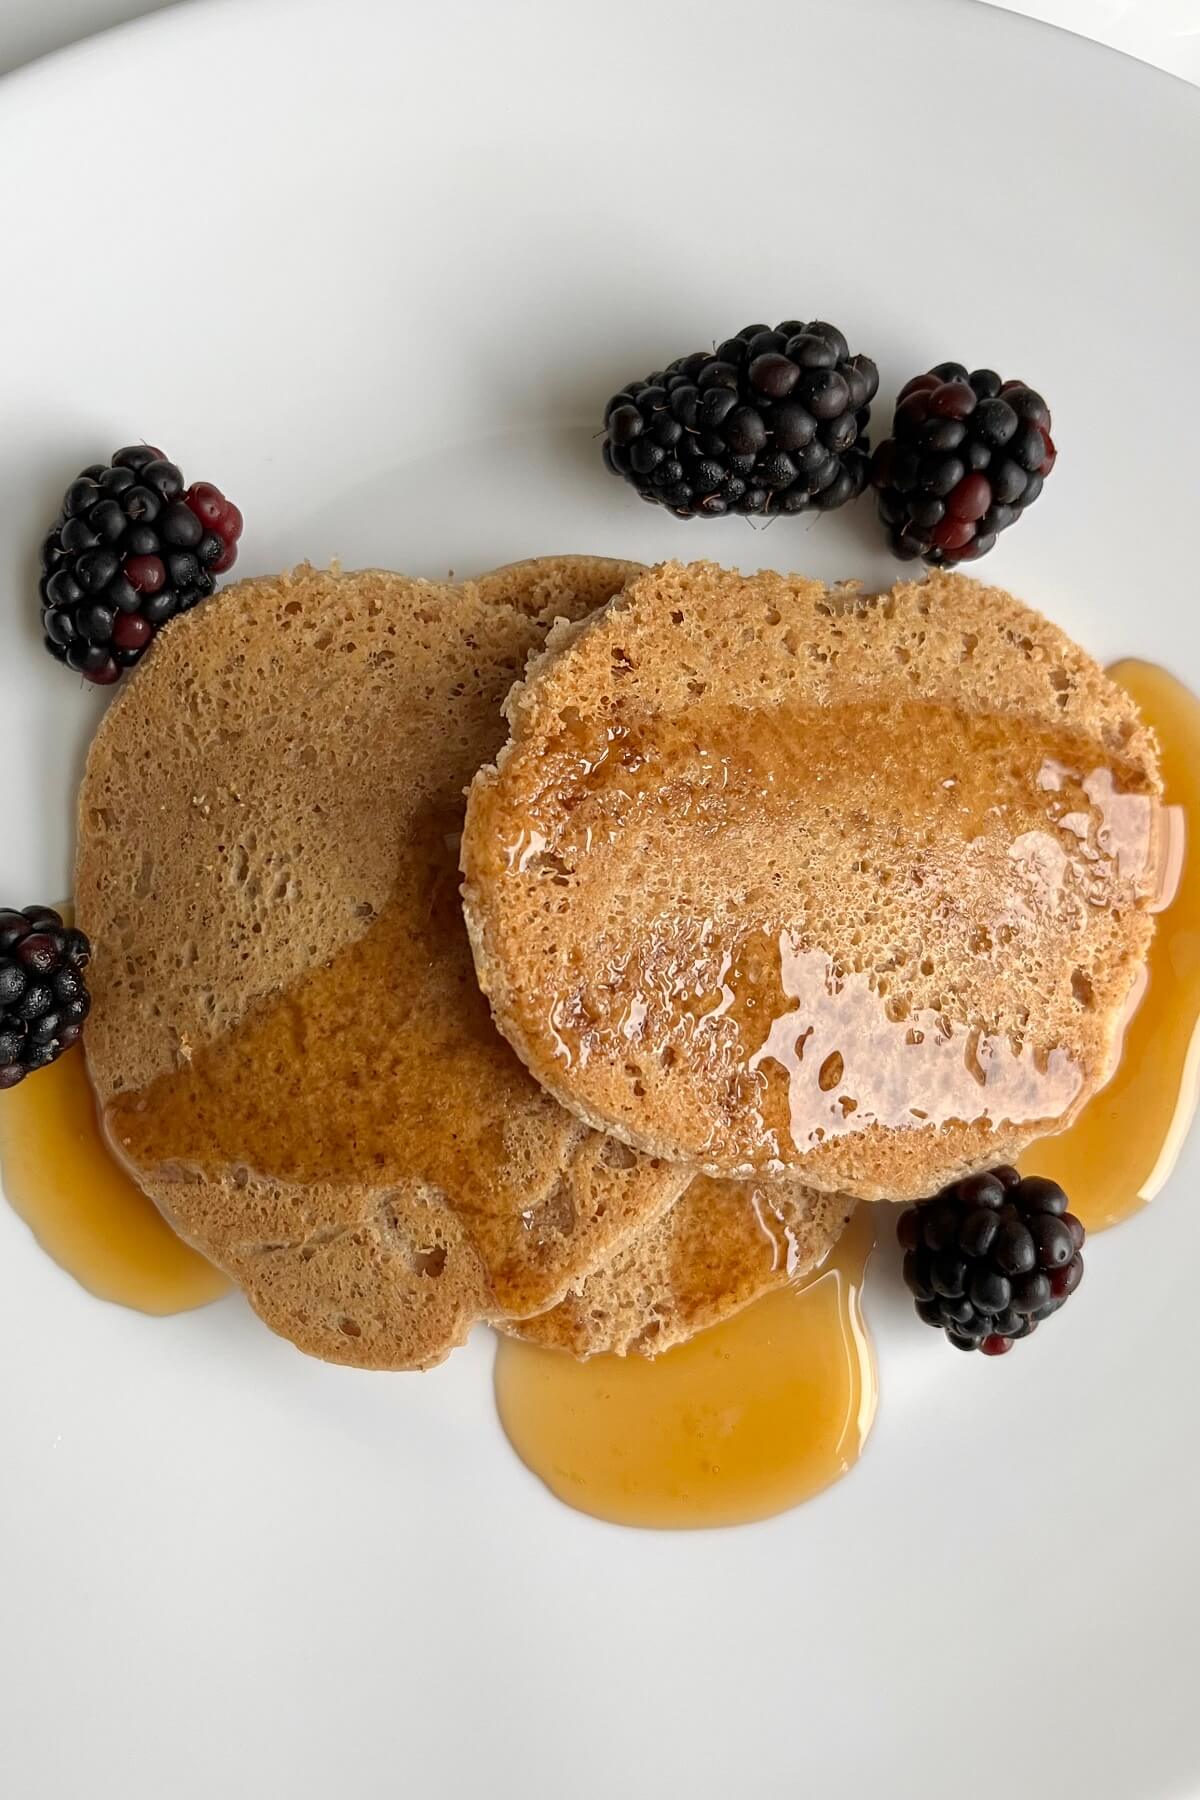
[0,907,92,1089]
[870,365,1056,566]
[602,320,878,519]
[898,1166,1084,1355]
[39,447,243,685]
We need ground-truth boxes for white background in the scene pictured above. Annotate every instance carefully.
[3,0,1200,83]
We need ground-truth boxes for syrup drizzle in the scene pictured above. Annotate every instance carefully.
[473,696,1163,1184]
[1019,660,1200,1231]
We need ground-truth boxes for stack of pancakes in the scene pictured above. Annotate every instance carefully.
[77,558,1162,1368]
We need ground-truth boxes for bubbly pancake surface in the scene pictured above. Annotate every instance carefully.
[77,559,692,1369]
[507,1176,854,1358]
[462,563,1165,1199]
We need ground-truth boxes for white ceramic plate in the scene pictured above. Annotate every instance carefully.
[2,3,1198,1795]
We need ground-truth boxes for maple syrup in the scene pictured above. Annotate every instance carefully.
[0,1037,229,1314]
[470,694,1162,1195]
[103,811,682,1325]
[495,1206,876,1529]
[1019,660,1200,1232]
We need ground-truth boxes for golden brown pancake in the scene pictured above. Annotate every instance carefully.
[461,562,1165,1200]
[506,1176,854,1358]
[77,559,690,1369]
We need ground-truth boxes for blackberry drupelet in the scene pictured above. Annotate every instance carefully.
[602,321,878,519]
[39,447,243,685]
[870,365,1056,566]
[0,907,92,1088]
[898,1166,1084,1354]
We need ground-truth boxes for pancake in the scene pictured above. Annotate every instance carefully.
[77,558,692,1370]
[506,1176,854,1358]
[461,562,1165,1201]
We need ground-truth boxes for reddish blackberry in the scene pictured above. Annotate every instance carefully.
[39,447,243,685]
[0,907,91,1089]
[898,1166,1084,1354]
[870,365,1056,565]
[602,320,878,518]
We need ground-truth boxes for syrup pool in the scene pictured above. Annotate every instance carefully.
[494,1207,876,1529]
[0,1034,229,1314]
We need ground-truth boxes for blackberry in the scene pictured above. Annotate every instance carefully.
[898,1166,1084,1354]
[39,448,244,685]
[870,367,1055,566]
[0,907,92,1088]
[602,320,878,518]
